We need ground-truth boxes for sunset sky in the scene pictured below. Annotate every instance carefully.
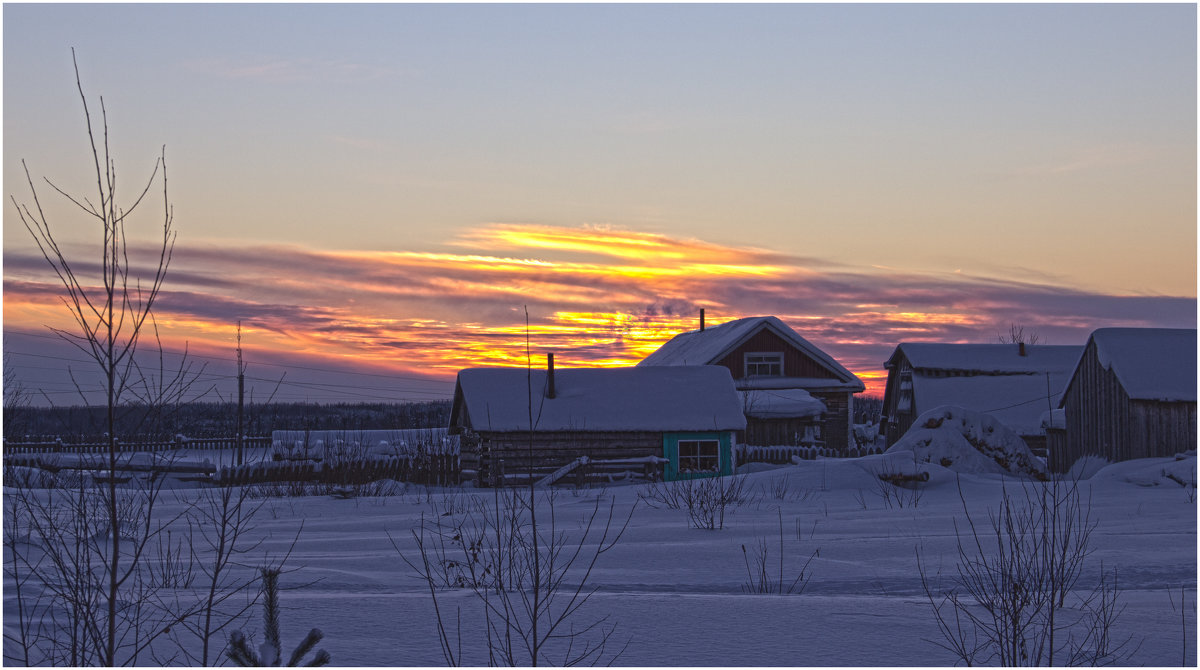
[3,3,1196,406]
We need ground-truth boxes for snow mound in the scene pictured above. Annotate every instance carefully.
[886,405,1047,479]
[1064,455,1109,481]
[1089,452,1197,488]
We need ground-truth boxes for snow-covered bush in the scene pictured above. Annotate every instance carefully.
[887,405,1046,479]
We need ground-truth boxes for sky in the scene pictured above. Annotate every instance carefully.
[2,3,1196,407]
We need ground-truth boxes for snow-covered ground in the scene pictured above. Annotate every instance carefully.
[5,451,1196,666]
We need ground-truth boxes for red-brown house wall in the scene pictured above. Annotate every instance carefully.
[715,329,839,380]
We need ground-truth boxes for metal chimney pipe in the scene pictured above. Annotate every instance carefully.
[547,353,556,399]
[700,308,706,331]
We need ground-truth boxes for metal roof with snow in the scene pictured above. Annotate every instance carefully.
[452,365,747,433]
[1073,328,1197,402]
[637,315,864,391]
[887,342,1083,375]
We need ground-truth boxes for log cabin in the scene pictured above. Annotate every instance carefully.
[638,315,864,451]
[1053,328,1197,472]
[449,360,746,485]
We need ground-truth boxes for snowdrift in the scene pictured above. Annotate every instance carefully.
[886,405,1047,479]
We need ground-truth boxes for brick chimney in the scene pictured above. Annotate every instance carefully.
[1018,341,1026,357]
[547,353,556,399]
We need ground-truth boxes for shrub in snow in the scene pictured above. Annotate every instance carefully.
[887,405,1047,479]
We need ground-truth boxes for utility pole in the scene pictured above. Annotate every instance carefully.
[237,321,246,466]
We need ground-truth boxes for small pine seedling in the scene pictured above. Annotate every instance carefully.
[227,568,331,667]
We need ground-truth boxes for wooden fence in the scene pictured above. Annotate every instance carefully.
[214,454,461,488]
[3,436,273,455]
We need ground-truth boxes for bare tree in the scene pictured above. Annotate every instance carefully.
[998,323,1041,345]
[7,49,202,665]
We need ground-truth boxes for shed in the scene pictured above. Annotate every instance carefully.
[1054,328,1197,472]
[638,315,864,451]
[450,364,746,485]
[880,342,1083,452]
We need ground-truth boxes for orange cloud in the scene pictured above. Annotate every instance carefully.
[5,222,1194,405]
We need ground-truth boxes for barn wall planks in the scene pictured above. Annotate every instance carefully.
[1056,340,1197,472]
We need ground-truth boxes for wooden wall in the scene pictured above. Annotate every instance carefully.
[743,416,822,448]
[714,329,839,380]
[811,391,853,453]
[1056,339,1198,472]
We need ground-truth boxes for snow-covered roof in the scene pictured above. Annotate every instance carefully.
[912,373,1071,436]
[454,366,746,433]
[1084,328,1197,402]
[741,388,826,419]
[888,342,1082,375]
[638,316,864,391]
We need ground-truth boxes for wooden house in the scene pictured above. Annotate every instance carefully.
[449,361,746,485]
[880,342,1083,453]
[1053,328,1196,472]
[638,315,864,451]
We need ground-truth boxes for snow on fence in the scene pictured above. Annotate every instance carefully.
[3,436,273,455]
[737,443,885,464]
[269,428,458,461]
[214,454,460,488]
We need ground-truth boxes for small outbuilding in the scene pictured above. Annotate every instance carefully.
[880,342,1083,453]
[638,315,864,451]
[1053,328,1197,472]
[449,362,746,485]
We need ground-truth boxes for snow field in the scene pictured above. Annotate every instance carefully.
[170,454,1197,666]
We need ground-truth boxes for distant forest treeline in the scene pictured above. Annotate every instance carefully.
[3,400,452,443]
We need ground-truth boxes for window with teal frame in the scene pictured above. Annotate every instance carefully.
[663,432,732,481]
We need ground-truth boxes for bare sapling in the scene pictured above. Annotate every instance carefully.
[917,477,1136,666]
[6,49,207,665]
[741,508,818,594]
[401,487,635,666]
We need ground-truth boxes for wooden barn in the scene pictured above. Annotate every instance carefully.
[880,342,1083,453]
[1052,328,1197,472]
[638,315,864,451]
[449,361,746,485]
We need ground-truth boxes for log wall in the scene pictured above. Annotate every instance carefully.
[462,430,664,486]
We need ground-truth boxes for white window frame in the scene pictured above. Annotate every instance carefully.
[677,439,721,473]
[744,352,784,377]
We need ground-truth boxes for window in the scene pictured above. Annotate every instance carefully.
[745,352,784,377]
[677,439,720,473]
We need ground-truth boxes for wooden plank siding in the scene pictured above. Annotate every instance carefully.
[1056,340,1198,472]
[811,391,854,453]
[715,329,840,380]
[743,417,822,448]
